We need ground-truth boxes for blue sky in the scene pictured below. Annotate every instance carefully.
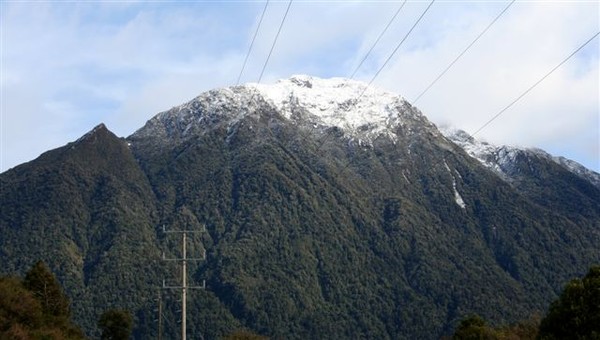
[1,0,599,172]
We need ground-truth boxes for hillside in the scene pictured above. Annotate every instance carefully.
[1,76,599,339]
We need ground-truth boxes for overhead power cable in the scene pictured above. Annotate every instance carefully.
[258,0,293,84]
[412,0,516,104]
[471,31,600,137]
[313,0,435,154]
[348,0,407,80]
[356,0,436,101]
[329,31,599,184]
[236,0,270,85]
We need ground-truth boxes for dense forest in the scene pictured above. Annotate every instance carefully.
[2,263,598,339]
[2,81,599,338]
[0,261,84,339]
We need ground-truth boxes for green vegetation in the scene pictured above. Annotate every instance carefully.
[23,261,71,320]
[538,265,600,339]
[451,314,540,340]
[452,315,495,339]
[98,309,133,340]
[1,120,599,339]
[451,265,600,340]
[0,261,84,339]
[221,329,269,340]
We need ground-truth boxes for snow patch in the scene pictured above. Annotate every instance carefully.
[553,156,600,188]
[440,126,600,189]
[452,177,466,209]
[443,158,466,209]
[75,123,107,144]
[440,126,521,178]
[131,75,437,154]
[402,171,411,184]
[248,75,411,143]
[443,160,451,173]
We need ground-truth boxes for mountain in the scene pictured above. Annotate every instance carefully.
[441,127,600,189]
[0,124,165,337]
[1,75,599,339]
[442,127,600,224]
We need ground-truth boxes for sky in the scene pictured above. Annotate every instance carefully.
[1,0,599,173]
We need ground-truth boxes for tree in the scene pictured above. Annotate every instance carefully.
[538,265,600,339]
[0,276,42,336]
[98,309,133,340]
[450,313,540,340]
[452,315,495,340]
[22,260,70,319]
[222,329,269,340]
[1,265,84,340]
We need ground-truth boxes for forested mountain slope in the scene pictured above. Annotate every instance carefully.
[1,76,599,339]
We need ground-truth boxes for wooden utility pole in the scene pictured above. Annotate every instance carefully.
[158,291,163,340]
[162,225,206,340]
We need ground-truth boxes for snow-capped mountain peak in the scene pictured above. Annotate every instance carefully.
[250,75,406,132]
[131,75,433,147]
[441,126,600,188]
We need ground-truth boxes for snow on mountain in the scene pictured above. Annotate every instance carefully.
[440,126,600,188]
[439,126,517,177]
[552,156,600,188]
[129,74,600,189]
[74,123,108,144]
[131,75,435,146]
[250,75,418,140]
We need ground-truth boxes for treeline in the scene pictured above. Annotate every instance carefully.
[2,261,597,339]
[452,265,600,339]
[0,261,133,340]
[0,261,85,339]
[0,260,266,340]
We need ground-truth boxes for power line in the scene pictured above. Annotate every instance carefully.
[356,0,436,101]
[258,0,293,84]
[313,0,434,154]
[236,0,270,85]
[471,30,599,137]
[324,32,599,185]
[348,0,407,80]
[412,0,516,104]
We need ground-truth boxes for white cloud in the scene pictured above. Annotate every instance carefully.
[1,1,598,172]
[375,1,599,171]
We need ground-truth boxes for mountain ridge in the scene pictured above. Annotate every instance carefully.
[1,75,599,339]
[440,126,600,189]
[129,75,438,150]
